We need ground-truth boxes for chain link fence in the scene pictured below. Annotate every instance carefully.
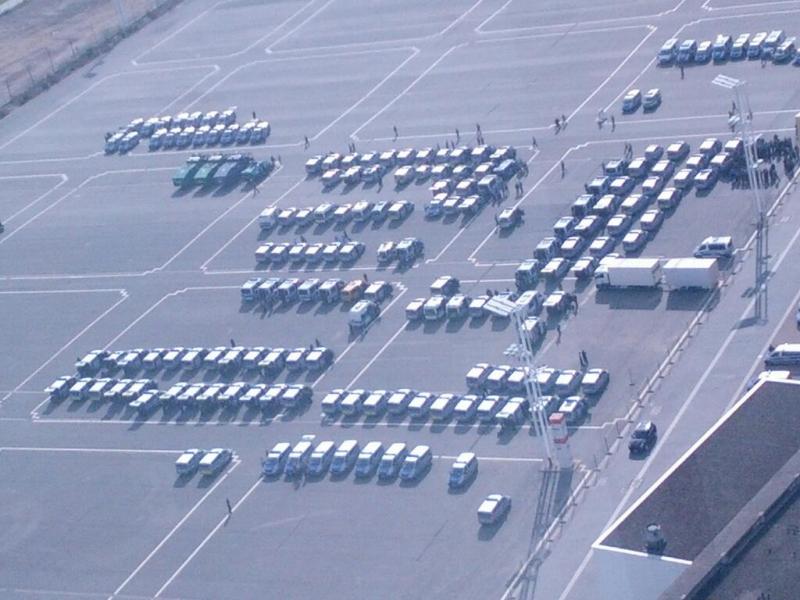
[0,0,182,117]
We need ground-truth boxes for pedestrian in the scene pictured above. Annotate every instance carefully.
[278,155,282,164]
[230,338,236,347]
[252,111,256,120]
[315,338,321,347]
[105,132,111,141]
[581,350,589,368]
[732,100,737,112]
[494,214,499,226]
[572,295,579,314]
[476,122,481,134]
[455,128,460,142]
[251,184,259,196]
[393,125,398,140]
[532,136,537,149]
[377,175,383,190]
[363,273,368,283]
[680,65,685,79]
[226,498,232,514]
[554,117,560,132]
[579,351,586,369]
[300,235,306,243]
[560,160,566,178]
[610,115,616,131]
[304,135,309,149]
[561,114,567,128]
[556,323,562,343]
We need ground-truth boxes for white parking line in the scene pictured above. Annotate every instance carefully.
[311,285,408,389]
[436,454,543,463]
[109,458,241,600]
[153,470,258,598]
[0,66,214,153]
[266,0,336,52]
[148,164,283,273]
[134,0,316,66]
[475,0,683,35]
[14,290,128,414]
[0,446,181,454]
[351,44,465,140]
[345,320,407,389]
[313,47,420,141]
[0,174,68,223]
[200,174,314,271]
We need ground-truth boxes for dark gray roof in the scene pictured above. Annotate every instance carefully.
[600,380,800,562]
[661,445,800,600]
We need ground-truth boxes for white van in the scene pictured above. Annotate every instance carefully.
[285,440,314,477]
[378,442,408,480]
[693,235,733,259]
[307,441,336,477]
[399,445,432,481]
[355,441,384,478]
[330,440,360,475]
[765,343,800,367]
[658,38,679,64]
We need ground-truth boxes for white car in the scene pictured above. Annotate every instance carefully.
[198,448,233,476]
[478,494,511,525]
[175,448,204,476]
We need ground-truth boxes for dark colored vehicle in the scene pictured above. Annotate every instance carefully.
[192,154,227,186]
[212,154,253,186]
[628,421,658,455]
[241,160,273,184]
[172,155,208,187]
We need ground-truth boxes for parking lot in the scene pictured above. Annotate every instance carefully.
[4,0,800,599]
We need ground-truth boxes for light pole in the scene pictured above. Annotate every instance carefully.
[712,74,769,321]
[505,308,556,465]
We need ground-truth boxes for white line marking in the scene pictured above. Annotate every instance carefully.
[1,174,68,223]
[135,0,316,66]
[593,542,692,565]
[436,454,543,463]
[12,290,128,412]
[567,25,657,125]
[475,0,684,35]
[311,286,408,389]
[0,66,213,153]
[150,164,283,273]
[153,470,258,598]
[345,320,407,389]
[110,459,241,600]
[0,446,181,454]
[312,47,420,141]
[351,44,465,139]
[266,0,337,52]
[438,0,485,36]
[200,174,313,271]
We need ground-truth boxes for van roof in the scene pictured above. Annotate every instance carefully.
[360,441,383,454]
[409,445,431,458]
[385,442,407,455]
[773,343,800,353]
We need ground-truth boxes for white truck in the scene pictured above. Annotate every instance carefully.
[662,258,719,289]
[594,257,662,289]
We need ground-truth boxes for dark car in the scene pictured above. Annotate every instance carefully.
[628,421,658,455]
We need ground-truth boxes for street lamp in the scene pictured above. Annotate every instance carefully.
[504,307,556,465]
[712,74,769,320]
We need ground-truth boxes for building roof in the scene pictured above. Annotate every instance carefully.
[598,379,800,562]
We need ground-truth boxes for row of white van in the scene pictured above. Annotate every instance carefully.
[263,438,480,487]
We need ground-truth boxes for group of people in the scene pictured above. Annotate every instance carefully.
[728,135,799,189]
[554,114,568,133]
